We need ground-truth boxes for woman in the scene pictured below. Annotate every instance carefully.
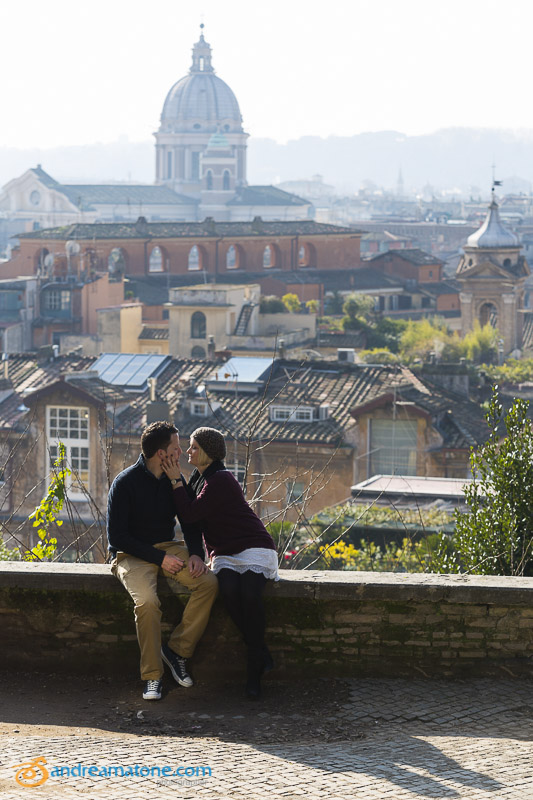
[162,426,278,699]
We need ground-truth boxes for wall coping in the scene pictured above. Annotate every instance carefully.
[2,562,533,605]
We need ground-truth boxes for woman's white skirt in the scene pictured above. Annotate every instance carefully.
[211,547,279,581]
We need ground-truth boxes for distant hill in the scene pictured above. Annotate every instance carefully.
[247,129,533,194]
[1,128,533,195]
[0,138,154,187]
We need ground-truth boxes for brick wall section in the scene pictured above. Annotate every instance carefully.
[2,564,533,679]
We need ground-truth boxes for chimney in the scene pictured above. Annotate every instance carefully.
[2,354,8,381]
[278,339,286,359]
[135,216,149,236]
[145,377,170,424]
[202,216,217,235]
[207,335,216,361]
[251,215,264,234]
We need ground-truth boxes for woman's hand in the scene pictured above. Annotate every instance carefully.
[161,456,181,481]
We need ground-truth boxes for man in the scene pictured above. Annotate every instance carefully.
[107,421,218,701]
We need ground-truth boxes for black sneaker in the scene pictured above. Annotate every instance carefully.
[142,679,162,700]
[161,643,193,687]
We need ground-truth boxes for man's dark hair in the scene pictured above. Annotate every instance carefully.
[141,421,178,459]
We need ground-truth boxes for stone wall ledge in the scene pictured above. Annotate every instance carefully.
[3,562,533,605]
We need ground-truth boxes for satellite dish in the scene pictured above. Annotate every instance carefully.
[65,240,80,256]
[43,254,54,267]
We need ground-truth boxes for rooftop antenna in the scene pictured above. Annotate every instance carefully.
[491,163,502,199]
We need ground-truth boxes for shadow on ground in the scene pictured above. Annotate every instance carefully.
[3,671,530,797]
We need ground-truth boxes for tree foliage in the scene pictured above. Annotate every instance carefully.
[323,291,344,315]
[282,293,302,313]
[399,317,450,362]
[366,318,408,352]
[24,443,70,561]
[259,295,286,313]
[462,321,500,364]
[359,317,501,365]
[483,358,533,385]
[341,293,375,331]
[431,388,533,575]
[358,348,400,365]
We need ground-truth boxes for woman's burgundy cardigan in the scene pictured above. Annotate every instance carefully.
[172,460,276,559]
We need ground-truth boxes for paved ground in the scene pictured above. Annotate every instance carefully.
[1,670,533,799]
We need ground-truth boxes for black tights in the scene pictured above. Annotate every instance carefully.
[217,568,267,662]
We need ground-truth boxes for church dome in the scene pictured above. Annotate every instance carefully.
[160,30,243,133]
[466,197,519,248]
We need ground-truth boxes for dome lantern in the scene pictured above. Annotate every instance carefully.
[466,192,519,249]
[190,26,214,74]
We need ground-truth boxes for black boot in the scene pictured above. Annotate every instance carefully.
[246,649,264,699]
[262,644,274,673]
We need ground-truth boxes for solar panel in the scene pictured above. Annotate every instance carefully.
[91,353,119,379]
[91,353,170,390]
[97,354,130,383]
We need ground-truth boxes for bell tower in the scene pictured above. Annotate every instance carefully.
[456,188,529,354]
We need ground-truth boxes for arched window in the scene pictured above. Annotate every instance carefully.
[298,243,316,268]
[191,345,206,358]
[503,258,511,268]
[479,302,498,328]
[226,245,238,270]
[206,170,213,190]
[191,311,206,339]
[263,245,275,269]
[223,170,231,191]
[149,246,164,273]
[226,244,240,269]
[188,245,200,271]
[108,247,125,275]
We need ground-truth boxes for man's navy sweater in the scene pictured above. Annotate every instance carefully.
[107,455,204,566]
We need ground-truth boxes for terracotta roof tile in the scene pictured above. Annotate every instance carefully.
[0,353,490,452]
[18,219,358,241]
[139,327,169,340]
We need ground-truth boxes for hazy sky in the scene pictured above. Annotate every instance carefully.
[1,0,531,149]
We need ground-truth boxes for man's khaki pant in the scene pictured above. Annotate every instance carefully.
[112,541,218,680]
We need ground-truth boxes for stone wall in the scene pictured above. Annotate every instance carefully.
[2,563,533,679]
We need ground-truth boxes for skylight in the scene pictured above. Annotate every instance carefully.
[91,353,171,390]
[207,357,275,394]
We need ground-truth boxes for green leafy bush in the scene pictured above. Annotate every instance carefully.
[282,293,301,313]
[430,387,533,575]
[0,535,20,561]
[483,358,533,385]
[259,296,285,313]
[319,537,436,572]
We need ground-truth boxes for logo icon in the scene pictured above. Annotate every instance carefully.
[12,757,49,787]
